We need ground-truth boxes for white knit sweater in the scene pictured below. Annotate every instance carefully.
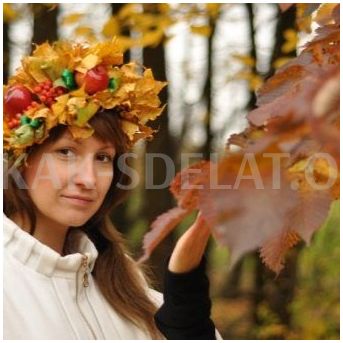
[3,214,163,340]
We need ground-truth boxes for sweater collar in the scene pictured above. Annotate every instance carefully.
[4,214,98,278]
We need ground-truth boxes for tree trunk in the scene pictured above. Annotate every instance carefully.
[246,3,258,111]
[141,5,176,291]
[252,5,298,336]
[109,3,131,235]
[265,5,297,78]
[219,258,244,298]
[202,16,216,161]
[32,4,58,46]
[4,21,10,83]
[253,245,304,336]
[111,3,122,13]
[111,3,129,61]
[219,3,258,300]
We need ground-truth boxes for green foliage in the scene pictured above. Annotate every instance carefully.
[127,218,148,252]
[290,200,340,339]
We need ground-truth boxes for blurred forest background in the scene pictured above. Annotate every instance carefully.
[3,3,339,339]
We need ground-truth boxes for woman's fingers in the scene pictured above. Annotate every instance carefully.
[190,213,211,238]
[168,213,212,273]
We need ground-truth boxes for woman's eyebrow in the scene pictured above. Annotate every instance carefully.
[98,143,115,151]
[52,137,77,146]
[53,138,115,152]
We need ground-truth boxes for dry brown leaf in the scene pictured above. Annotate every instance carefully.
[260,229,301,274]
[199,154,300,267]
[170,160,213,210]
[139,207,191,263]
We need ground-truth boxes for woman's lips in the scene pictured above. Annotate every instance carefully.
[61,195,94,206]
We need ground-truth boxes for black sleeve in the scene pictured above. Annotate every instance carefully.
[154,256,216,339]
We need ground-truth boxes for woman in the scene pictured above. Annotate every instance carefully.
[4,40,219,339]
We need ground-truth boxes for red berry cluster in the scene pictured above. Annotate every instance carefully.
[7,101,41,129]
[34,80,66,107]
[26,101,39,111]
[7,114,21,129]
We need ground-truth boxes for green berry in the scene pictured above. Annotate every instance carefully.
[20,115,31,125]
[61,69,76,90]
[108,77,119,92]
[30,118,42,129]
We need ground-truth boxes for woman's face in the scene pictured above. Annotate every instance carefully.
[23,130,116,229]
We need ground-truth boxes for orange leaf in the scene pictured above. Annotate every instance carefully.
[198,154,300,267]
[260,229,301,275]
[170,160,213,209]
[138,207,191,262]
[289,186,333,244]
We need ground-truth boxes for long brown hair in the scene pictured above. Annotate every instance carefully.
[4,110,162,339]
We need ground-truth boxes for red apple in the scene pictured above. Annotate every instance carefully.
[84,65,109,95]
[4,85,33,116]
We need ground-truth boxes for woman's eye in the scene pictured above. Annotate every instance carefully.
[97,154,113,163]
[57,148,75,158]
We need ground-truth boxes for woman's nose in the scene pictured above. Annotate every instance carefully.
[71,156,97,189]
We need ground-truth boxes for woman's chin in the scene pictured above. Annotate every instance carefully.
[55,206,97,227]
[59,214,92,228]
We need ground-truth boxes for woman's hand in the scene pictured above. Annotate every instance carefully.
[168,212,211,274]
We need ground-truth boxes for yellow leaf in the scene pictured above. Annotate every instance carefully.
[190,25,212,37]
[134,13,156,30]
[159,16,174,30]
[87,37,123,66]
[70,86,87,98]
[248,74,263,91]
[4,4,18,22]
[75,102,100,127]
[231,70,262,91]
[288,159,308,173]
[121,120,139,141]
[81,54,99,70]
[206,4,221,18]
[231,70,251,81]
[138,29,165,48]
[118,4,139,20]
[138,105,166,125]
[55,94,70,105]
[314,3,337,26]
[51,94,69,125]
[74,26,94,37]
[30,107,51,120]
[281,29,298,54]
[68,125,94,140]
[67,97,87,115]
[61,13,84,25]
[116,36,135,53]
[157,3,170,14]
[296,4,313,33]
[273,57,293,69]
[102,16,120,38]
[22,57,50,83]
[311,157,338,180]
[232,53,255,67]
